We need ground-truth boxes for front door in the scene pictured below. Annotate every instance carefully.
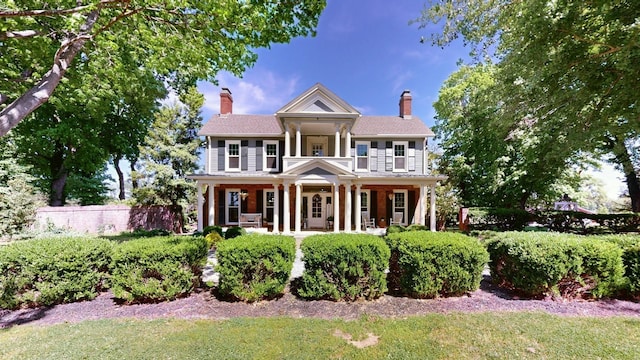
[307,136,329,157]
[306,193,331,229]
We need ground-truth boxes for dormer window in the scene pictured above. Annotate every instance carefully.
[225,140,241,171]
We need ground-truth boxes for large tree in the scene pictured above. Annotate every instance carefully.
[419,0,640,211]
[0,0,326,136]
[133,87,203,209]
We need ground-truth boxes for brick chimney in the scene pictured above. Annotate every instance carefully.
[220,88,233,114]
[399,90,412,119]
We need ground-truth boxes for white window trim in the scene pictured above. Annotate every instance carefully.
[392,141,408,172]
[263,140,279,171]
[393,190,408,225]
[355,141,370,172]
[226,188,240,225]
[263,190,275,224]
[360,189,371,213]
[225,140,241,172]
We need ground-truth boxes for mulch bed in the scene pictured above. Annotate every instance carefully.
[2,276,639,328]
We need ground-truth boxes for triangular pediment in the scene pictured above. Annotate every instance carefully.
[276,83,360,116]
[281,158,355,177]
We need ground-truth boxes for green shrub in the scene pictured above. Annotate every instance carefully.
[468,207,532,231]
[406,224,429,232]
[203,225,223,237]
[224,226,246,239]
[543,211,640,234]
[216,234,295,302]
[109,236,208,303]
[598,234,640,297]
[0,237,112,309]
[386,224,406,235]
[204,232,224,250]
[297,234,390,301]
[386,231,488,298]
[131,228,172,237]
[488,232,624,298]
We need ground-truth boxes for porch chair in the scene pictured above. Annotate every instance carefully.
[362,211,377,230]
[390,212,404,226]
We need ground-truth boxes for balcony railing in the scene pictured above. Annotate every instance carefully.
[283,156,353,172]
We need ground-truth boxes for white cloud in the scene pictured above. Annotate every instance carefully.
[198,70,300,118]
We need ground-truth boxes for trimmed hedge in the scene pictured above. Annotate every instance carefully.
[544,211,640,234]
[488,232,624,299]
[109,236,208,303]
[224,226,246,239]
[297,233,390,301]
[598,234,640,297]
[386,231,488,298]
[202,225,223,237]
[468,207,532,231]
[216,234,295,302]
[0,237,112,309]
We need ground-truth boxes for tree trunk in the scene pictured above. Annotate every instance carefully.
[0,10,99,137]
[608,136,640,212]
[49,144,68,206]
[130,160,139,189]
[113,156,125,200]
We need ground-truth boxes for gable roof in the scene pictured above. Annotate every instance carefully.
[276,83,360,118]
[198,114,283,137]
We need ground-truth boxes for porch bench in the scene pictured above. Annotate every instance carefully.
[239,213,262,228]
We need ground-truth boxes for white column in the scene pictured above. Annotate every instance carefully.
[345,126,351,160]
[284,125,291,157]
[345,182,352,232]
[355,184,362,232]
[418,185,426,225]
[206,137,211,173]
[295,123,302,157]
[196,183,204,232]
[295,183,302,233]
[272,184,279,233]
[283,182,291,234]
[430,184,437,231]
[333,183,340,232]
[334,124,341,158]
[208,183,216,227]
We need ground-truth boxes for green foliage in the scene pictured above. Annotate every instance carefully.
[0,137,43,238]
[467,207,533,231]
[224,226,246,240]
[544,211,640,234]
[0,237,112,309]
[203,225,223,237]
[109,236,208,303]
[488,232,624,298]
[204,232,224,250]
[406,224,430,232]
[420,0,640,211]
[297,234,390,301]
[216,234,295,302]
[386,231,488,298]
[598,234,640,296]
[386,224,406,235]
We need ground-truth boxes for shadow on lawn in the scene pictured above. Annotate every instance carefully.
[0,307,48,329]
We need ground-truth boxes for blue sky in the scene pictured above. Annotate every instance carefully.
[197,0,467,129]
[191,0,624,200]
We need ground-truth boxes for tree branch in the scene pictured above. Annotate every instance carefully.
[0,30,41,40]
[0,1,119,18]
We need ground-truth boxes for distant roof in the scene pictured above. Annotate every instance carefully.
[352,116,434,137]
[198,114,284,136]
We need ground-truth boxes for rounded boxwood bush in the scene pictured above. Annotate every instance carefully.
[298,233,390,301]
[488,232,624,299]
[598,234,640,297]
[224,226,246,239]
[216,234,295,302]
[386,231,488,298]
[0,237,112,309]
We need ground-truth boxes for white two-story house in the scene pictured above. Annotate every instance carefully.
[190,83,445,233]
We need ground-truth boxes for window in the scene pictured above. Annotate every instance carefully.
[263,141,279,171]
[393,191,407,225]
[360,190,370,213]
[355,141,369,171]
[311,143,324,156]
[264,191,275,223]
[226,189,240,224]
[312,194,322,219]
[393,141,407,172]
[225,140,241,171]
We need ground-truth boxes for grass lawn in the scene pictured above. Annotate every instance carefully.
[1,312,639,359]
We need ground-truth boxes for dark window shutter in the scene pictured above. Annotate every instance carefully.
[371,142,377,148]
[217,190,225,225]
[218,141,225,171]
[279,140,285,172]
[256,190,263,217]
[408,190,416,224]
[241,140,248,171]
[256,141,263,171]
[241,189,248,213]
[371,190,378,221]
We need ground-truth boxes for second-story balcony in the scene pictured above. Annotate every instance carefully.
[283,156,353,173]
